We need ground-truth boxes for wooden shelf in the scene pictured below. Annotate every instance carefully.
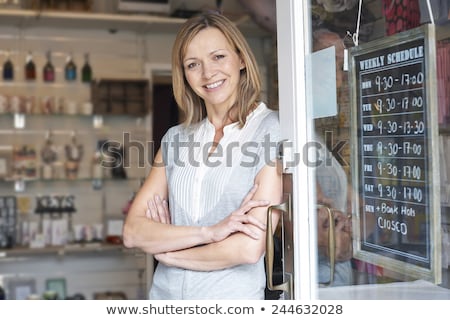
[0,9,269,37]
[0,242,140,259]
[0,9,184,33]
[1,176,143,183]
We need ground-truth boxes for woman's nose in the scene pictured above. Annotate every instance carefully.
[202,62,217,79]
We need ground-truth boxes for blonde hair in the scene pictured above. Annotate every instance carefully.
[171,12,261,127]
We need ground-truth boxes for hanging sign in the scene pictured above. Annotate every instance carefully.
[349,25,441,283]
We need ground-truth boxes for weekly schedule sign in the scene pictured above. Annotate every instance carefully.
[349,25,441,284]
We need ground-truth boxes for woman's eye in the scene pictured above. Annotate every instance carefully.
[186,63,198,69]
[214,54,225,60]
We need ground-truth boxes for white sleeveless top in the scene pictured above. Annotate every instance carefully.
[150,103,281,299]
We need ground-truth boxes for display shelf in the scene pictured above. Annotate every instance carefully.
[1,176,144,183]
[0,8,185,33]
[0,113,149,122]
[0,8,154,298]
[0,242,139,259]
[0,8,269,37]
[0,114,150,124]
[0,114,149,133]
[0,113,96,120]
[0,81,91,88]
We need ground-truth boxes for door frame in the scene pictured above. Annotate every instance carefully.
[276,0,318,299]
[143,62,172,295]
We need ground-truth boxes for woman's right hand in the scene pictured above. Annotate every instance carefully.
[207,184,269,242]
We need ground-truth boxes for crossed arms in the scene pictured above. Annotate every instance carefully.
[122,149,282,271]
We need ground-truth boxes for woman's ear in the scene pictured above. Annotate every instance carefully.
[240,58,245,70]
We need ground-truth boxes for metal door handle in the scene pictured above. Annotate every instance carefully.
[317,204,336,287]
[265,198,291,293]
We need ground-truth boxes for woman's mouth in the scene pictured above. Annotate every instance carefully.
[204,80,224,89]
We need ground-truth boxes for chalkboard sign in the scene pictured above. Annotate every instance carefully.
[349,25,441,283]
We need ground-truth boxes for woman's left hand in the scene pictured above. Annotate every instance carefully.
[146,195,171,224]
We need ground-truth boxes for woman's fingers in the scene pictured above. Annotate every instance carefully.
[234,199,270,216]
[237,225,261,240]
[234,213,266,231]
[147,195,171,224]
[154,195,168,224]
[145,208,152,219]
[247,214,266,230]
[147,199,159,221]
[209,208,268,242]
[228,214,266,239]
[162,199,170,222]
[231,215,266,239]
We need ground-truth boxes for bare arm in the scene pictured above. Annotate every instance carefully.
[122,149,269,254]
[154,163,283,271]
[122,149,212,253]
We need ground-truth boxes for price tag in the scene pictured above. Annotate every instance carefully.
[14,113,25,129]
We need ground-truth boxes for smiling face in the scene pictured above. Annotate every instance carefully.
[182,27,245,113]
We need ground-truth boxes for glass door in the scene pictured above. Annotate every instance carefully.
[272,0,450,300]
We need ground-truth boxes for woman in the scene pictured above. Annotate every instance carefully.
[123,12,282,299]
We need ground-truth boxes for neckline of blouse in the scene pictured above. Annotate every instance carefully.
[204,102,266,135]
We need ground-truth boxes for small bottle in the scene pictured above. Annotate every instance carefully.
[65,53,77,81]
[92,150,103,179]
[91,140,105,190]
[81,53,92,83]
[24,51,36,81]
[43,51,55,82]
[41,131,58,180]
[91,150,103,189]
[2,51,14,81]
